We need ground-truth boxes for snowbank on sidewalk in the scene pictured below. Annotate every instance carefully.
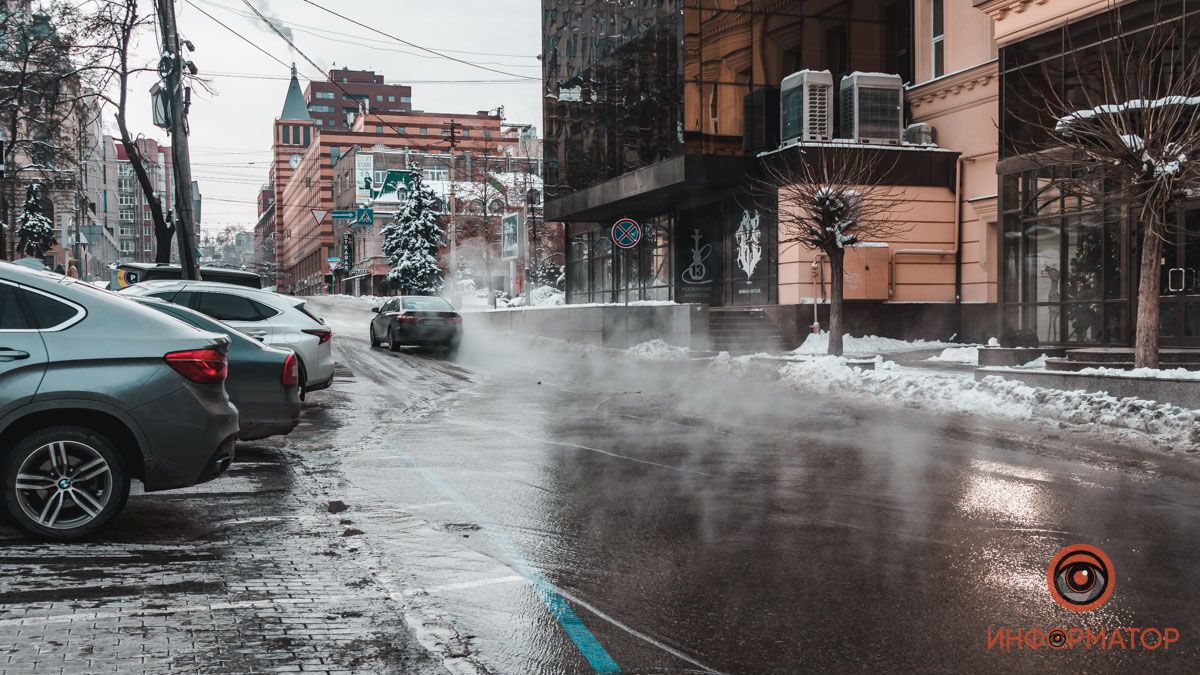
[628,339,690,360]
[796,331,960,355]
[776,356,1199,448]
[927,346,979,365]
[1074,366,1200,381]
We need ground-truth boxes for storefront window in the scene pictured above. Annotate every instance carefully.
[1002,168,1125,344]
[565,217,673,304]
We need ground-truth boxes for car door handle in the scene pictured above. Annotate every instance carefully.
[0,348,31,361]
[245,330,268,339]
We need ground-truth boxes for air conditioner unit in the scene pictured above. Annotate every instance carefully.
[780,70,833,145]
[903,122,937,145]
[839,72,904,145]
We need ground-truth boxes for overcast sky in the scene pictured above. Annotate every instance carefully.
[121,0,542,232]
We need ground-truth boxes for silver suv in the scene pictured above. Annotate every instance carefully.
[121,281,334,394]
[0,262,239,540]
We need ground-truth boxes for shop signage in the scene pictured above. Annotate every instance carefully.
[501,212,523,260]
[354,153,374,204]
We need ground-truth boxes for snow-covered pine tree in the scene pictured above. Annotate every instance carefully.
[380,170,447,295]
[16,184,56,259]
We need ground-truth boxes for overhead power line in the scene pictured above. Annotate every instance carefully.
[191,0,540,67]
[296,0,539,81]
[182,0,292,71]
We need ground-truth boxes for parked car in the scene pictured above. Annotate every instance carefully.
[0,261,239,540]
[119,281,334,395]
[115,263,263,290]
[129,297,301,440]
[370,296,463,356]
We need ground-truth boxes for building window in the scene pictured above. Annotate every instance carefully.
[931,0,945,78]
[387,95,395,102]
[375,95,383,102]
[401,96,411,104]
[375,125,384,133]
[419,127,427,135]
[120,209,134,221]
[315,91,334,100]
[119,194,133,206]
[566,218,672,304]
[309,104,334,113]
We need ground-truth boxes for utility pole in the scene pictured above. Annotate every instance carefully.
[154,0,201,280]
[446,119,460,305]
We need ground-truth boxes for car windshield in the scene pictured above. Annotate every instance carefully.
[402,297,453,311]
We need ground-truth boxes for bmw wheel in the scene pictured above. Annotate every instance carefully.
[2,427,130,541]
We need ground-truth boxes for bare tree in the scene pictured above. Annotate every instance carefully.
[751,146,907,356]
[455,154,508,305]
[84,0,178,263]
[1009,0,1200,368]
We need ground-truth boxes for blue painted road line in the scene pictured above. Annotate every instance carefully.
[384,445,621,673]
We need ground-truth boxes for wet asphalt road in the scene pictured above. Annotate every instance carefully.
[310,298,1200,674]
[2,298,1199,673]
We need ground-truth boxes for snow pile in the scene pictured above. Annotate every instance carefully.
[777,357,1200,447]
[530,286,565,306]
[627,339,689,360]
[1018,354,1050,369]
[796,331,959,355]
[927,346,979,365]
[1074,366,1200,381]
[987,337,1000,347]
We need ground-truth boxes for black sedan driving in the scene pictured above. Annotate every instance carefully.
[369,296,463,356]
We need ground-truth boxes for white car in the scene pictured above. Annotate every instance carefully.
[120,280,334,394]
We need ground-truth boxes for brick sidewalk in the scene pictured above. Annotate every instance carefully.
[0,429,437,673]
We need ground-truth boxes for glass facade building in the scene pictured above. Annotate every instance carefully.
[998,1,1200,346]
[544,1,914,306]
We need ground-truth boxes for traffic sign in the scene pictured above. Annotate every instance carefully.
[331,209,356,221]
[311,209,328,225]
[611,218,641,249]
[354,208,374,226]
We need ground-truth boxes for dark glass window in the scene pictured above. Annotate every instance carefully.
[196,292,265,321]
[0,284,30,330]
[21,290,79,329]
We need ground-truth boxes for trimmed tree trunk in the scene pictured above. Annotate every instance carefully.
[828,248,846,357]
[1134,228,1163,369]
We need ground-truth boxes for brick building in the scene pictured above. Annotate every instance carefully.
[304,68,412,131]
[113,137,173,263]
[268,67,521,295]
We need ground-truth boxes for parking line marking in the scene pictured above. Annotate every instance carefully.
[384,444,621,674]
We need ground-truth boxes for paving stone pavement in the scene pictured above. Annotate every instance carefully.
[0,393,439,674]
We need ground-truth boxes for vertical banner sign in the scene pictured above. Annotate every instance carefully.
[355,153,374,205]
[501,212,524,260]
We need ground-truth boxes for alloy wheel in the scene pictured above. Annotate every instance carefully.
[13,440,113,530]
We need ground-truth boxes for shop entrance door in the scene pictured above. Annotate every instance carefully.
[1158,208,1200,347]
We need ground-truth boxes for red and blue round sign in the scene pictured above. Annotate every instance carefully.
[611,218,641,249]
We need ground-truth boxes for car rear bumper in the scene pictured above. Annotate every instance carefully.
[234,386,302,440]
[131,382,240,491]
[392,323,462,346]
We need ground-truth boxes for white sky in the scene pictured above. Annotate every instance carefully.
[121,0,542,231]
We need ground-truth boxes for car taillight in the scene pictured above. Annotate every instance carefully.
[165,348,227,384]
[302,328,333,344]
[446,314,462,324]
[282,353,299,386]
[396,315,420,324]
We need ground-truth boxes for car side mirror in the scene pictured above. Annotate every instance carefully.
[371,306,381,313]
